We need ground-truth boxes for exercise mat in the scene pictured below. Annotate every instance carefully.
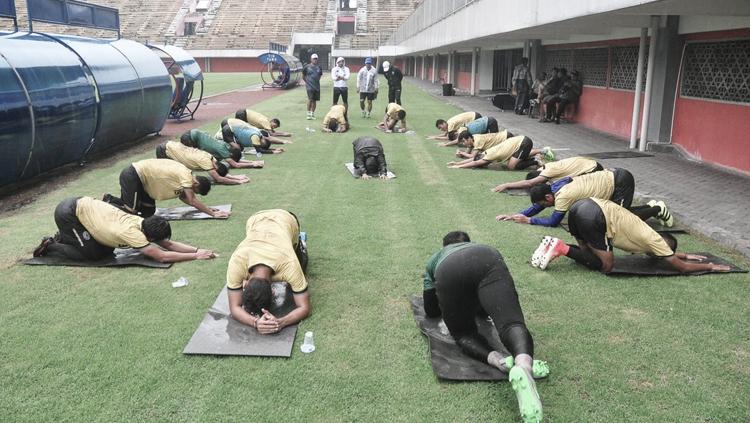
[584,151,653,159]
[345,163,396,179]
[155,204,231,220]
[24,248,171,268]
[410,295,510,381]
[608,252,746,276]
[183,284,298,357]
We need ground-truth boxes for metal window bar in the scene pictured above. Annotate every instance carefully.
[387,0,476,45]
[27,0,120,38]
[0,0,17,31]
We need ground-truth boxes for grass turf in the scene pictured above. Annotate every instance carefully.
[0,80,748,422]
[199,72,264,97]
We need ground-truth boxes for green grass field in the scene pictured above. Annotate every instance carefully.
[1,80,748,422]
[199,72,264,97]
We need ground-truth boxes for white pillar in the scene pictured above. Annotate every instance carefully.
[413,56,417,77]
[447,52,452,85]
[638,16,659,152]
[432,54,438,83]
[629,27,648,149]
[470,48,477,96]
[420,56,426,80]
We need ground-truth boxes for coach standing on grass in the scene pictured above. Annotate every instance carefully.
[303,54,323,120]
[380,60,403,105]
[331,57,350,110]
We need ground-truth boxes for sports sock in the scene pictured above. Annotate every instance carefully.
[565,244,602,270]
[628,205,660,221]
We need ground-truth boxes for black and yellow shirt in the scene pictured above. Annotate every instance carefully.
[446,111,476,133]
[472,130,511,152]
[132,159,194,201]
[226,210,307,293]
[165,141,215,171]
[593,198,674,257]
[481,135,524,163]
[539,157,598,182]
[76,196,149,248]
[386,103,404,120]
[322,105,347,128]
[245,109,273,131]
[554,170,615,212]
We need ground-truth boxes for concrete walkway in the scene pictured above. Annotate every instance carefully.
[407,77,750,258]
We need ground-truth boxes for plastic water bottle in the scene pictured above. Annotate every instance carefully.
[299,231,307,242]
[256,150,262,158]
[300,331,315,353]
[172,276,189,288]
[305,127,315,133]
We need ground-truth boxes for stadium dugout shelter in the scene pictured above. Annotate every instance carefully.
[147,44,205,121]
[258,51,302,90]
[0,0,172,189]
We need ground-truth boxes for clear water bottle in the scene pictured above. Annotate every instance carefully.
[256,150,262,158]
[305,127,315,133]
[172,276,189,288]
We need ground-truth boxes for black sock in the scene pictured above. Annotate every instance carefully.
[628,205,660,221]
[565,244,602,270]
[515,158,538,170]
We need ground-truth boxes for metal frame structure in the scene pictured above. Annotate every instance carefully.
[147,44,204,121]
[27,0,120,38]
[0,0,17,32]
[258,52,302,90]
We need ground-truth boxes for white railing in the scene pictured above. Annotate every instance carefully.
[387,0,477,45]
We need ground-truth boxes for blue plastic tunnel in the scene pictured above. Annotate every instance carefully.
[0,31,171,188]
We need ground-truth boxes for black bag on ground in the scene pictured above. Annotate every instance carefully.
[492,94,515,111]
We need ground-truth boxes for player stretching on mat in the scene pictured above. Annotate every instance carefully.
[234,109,292,137]
[428,111,481,140]
[32,197,217,263]
[491,156,602,193]
[447,136,550,170]
[156,141,249,185]
[496,168,671,227]
[423,231,547,423]
[226,209,310,334]
[352,137,388,180]
[532,198,731,273]
[377,103,407,133]
[321,104,350,133]
[454,129,515,160]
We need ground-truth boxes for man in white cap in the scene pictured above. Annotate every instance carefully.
[331,57,350,111]
[357,57,379,118]
[380,60,403,105]
[303,53,323,120]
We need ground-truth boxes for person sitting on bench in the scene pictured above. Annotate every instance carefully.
[428,111,481,140]
[491,156,602,193]
[454,129,515,160]
[447,136,547,170]
[496,168,671,228]
[33,196,217,262]
[321,104,350,133]
[156,141,249,185]
[235,109,291,137]
[377,103,408,133]
[219,118,291,151]
[226,209,310,334]
[534,198,731,273]
[438,116,502,147]
[103,159,230,219]
[423,231,544,422]
[181,129,263,168]
[352,137,388,180]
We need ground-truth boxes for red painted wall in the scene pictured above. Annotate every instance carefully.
[203,57,265,72]
[672,98,750,173]
[575,86,644,139]
[456,71,471,90]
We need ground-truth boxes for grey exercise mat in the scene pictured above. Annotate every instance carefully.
[608,252,746,276]
[502,188,530,196]
[585,151,653,159]
[24,248,171,268]
[560,220,687,234]
[345,163,396,179]
[155,204,231,220]
[410,295,511,381]
[183,284,298,357]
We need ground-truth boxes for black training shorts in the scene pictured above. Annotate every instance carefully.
[307,89,320,101]
[360,92,375,101]
[568,199,612,252]
[512,136,534,160]
[611,168,635,208]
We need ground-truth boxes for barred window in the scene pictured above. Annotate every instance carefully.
[544,49,573,75]
[610,45,648,90]
[681,39,750,104]
[574,48,608,87]
[457,53,472,72]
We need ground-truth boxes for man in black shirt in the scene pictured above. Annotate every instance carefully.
[352,137,388,180]
[380,60,403,105]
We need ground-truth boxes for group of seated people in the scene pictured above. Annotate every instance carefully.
[532,67,583,124]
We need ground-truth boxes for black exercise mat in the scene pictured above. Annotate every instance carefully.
[344,163,396,179]
[559,220,687,234]
[584,151,653,159]
[608,252,746,276]
[155,204,231,220]
[502,188,530,196]
[24,248,171,268]
[183,283,298,357]
[410,295,510,381]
